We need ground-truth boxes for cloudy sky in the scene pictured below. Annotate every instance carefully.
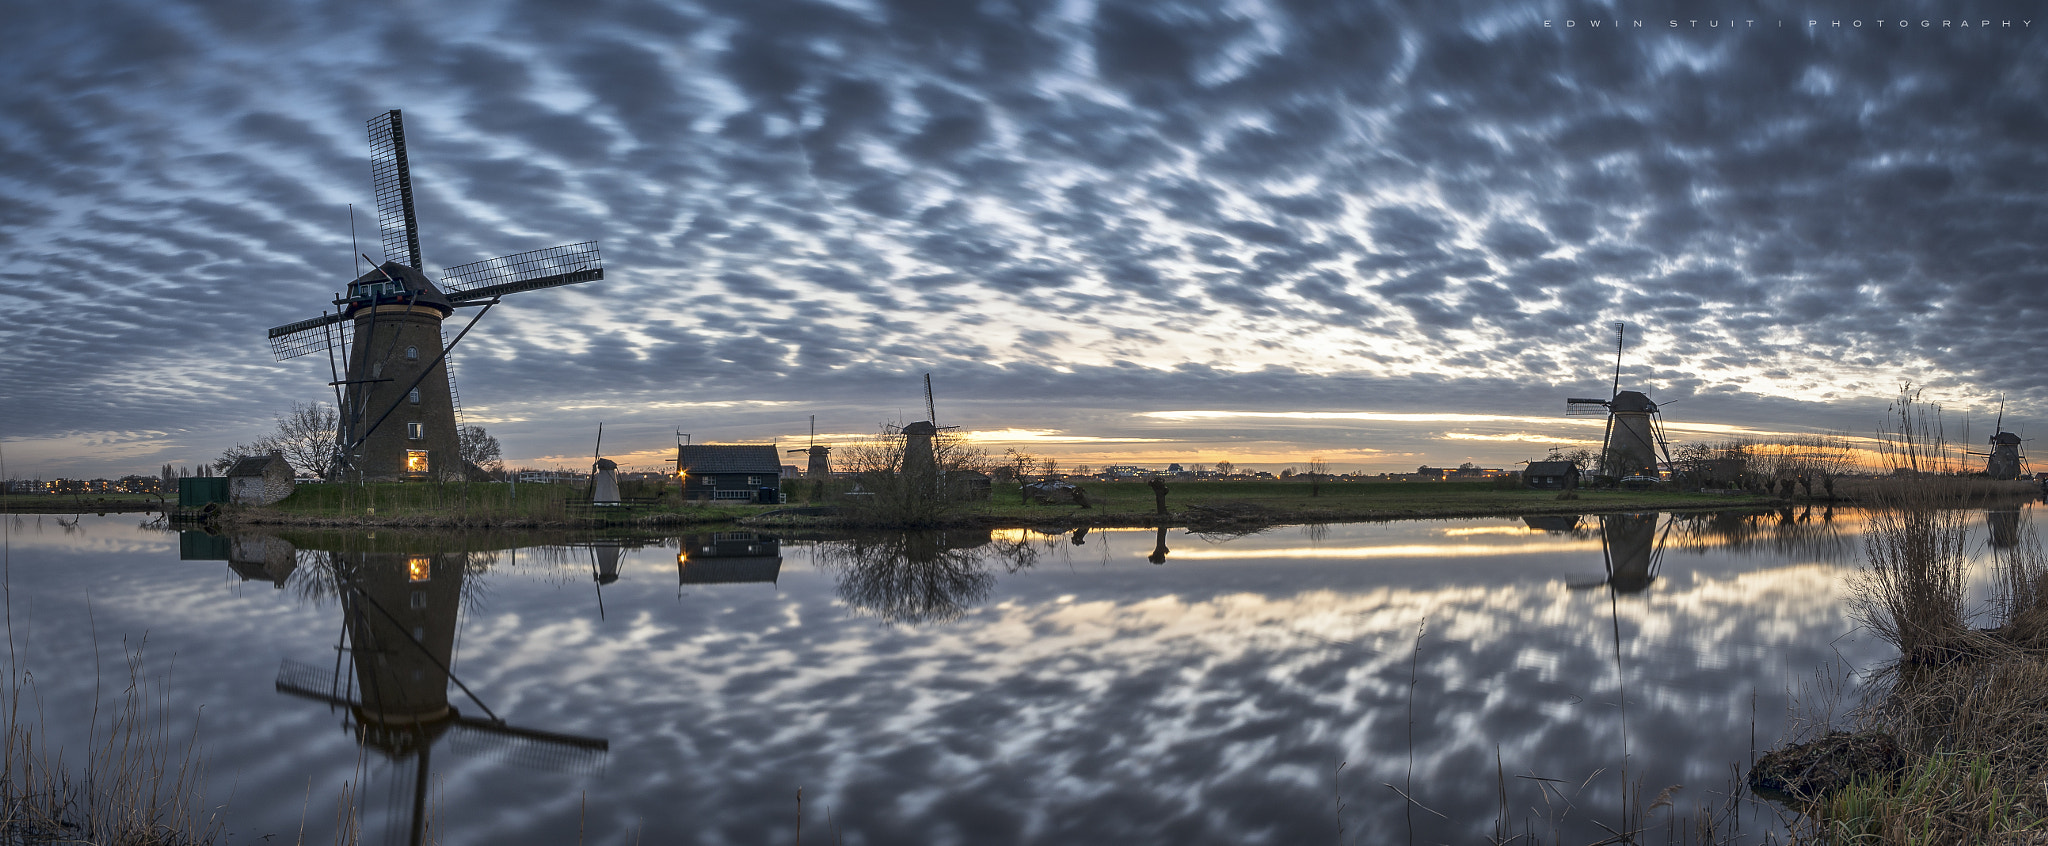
[3,0,2044,478]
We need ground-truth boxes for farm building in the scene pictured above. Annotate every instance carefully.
[226,453,296,505]
[676,445,784,503]
[1523,461,1581,491]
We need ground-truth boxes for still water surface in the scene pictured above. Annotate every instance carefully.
[5,507,2021,844]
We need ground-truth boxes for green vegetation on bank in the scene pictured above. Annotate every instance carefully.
[970,479,1761,524]
[0,492,165,512]
[233,481,757,527]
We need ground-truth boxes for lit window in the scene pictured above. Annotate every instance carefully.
[408,388,420,405]
[405,346,419,360]
[405,450,429,472]
[407,556,431,582]
[407,422,423,440]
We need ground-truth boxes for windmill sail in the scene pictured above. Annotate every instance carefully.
[442,242,604,302]
[368,110,423,269]
[267,311,348,360]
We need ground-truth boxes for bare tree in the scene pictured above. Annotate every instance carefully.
[841,426,991,526]
[217,402,340,478]
[459,425,503,475]
[1215,460,1235,478]
[1307,458,1329,496]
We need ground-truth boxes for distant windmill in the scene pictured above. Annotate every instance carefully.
[589,423,621,505]
[1566,322,1673,478]
[901,374,959,489]
[266,110,603,481]
[788,415,831,478]
[1964,399,2029,480]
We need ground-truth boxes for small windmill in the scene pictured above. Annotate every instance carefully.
[266,110,603,481]
[1964,399,2029,480]
[1565,322,1673,478]
[788,415,831,478]
[901,374,959,488]
[589,423,621,505]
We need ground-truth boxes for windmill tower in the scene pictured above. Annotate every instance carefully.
[788,415,831,478]
[266,110,604,481]
[1566,322,1672,479]
[589,424,621,504]
[902,374,957,491]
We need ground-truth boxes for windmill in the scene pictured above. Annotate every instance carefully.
[589,423,621,505]
[1565,322,1673,479]
[901,374,958,490]
[266,110,603,481]
[1964,400,2029,480]
[788,415,831,478]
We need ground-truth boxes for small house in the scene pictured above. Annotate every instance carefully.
[947,469,992,501]
[225,453,296,505]
[676,445,784,503]
[1523,461,1581,491]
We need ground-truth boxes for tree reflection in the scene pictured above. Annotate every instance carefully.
[821,531,997,625]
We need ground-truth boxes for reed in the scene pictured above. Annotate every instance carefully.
[0,640,220,844]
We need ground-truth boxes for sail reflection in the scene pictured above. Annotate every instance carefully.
[195,531,609,846]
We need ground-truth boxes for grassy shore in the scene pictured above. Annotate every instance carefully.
[221,476,2043,532]
[960,479,1769,527]
[0,493,165,513]
[225,481,758,528]
[218,478,1799,530]
[1748,477,2048,842]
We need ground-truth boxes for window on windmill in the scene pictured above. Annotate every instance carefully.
[407,422,423,440]
[408,388,420,405]
[405,346,419,360]
[405,450,429,473]
[407,556,431,583]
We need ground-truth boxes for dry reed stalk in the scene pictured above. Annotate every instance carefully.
[0,642,220,844]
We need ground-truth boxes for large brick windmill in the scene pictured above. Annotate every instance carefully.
[266,111,602,481]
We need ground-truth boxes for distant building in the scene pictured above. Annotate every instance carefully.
[226,453,296,505]
[517,470,585,485]
[1523,461,1580,490]
[948,469,992,501]
[676,445,783,503]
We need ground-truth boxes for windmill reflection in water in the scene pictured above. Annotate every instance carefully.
[271,542,609,846]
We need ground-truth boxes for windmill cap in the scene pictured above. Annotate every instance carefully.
[901,421,939,435]
[345,262,454,318]
[1609,390,1658,413]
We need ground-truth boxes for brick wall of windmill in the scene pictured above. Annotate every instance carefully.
[342,305,464,481]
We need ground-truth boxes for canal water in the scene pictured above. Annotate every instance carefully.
[2,507,2018,844]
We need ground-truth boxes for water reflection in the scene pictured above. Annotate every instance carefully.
[676,531,783,586]
[1989,507,2022,550]
[27,509,1956,844]
[820,529,997,624]
[239,533,609,846]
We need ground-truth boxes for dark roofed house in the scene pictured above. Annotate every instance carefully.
[676,445,784,504]
[1523,461,1581,491]
[226,453,296,505]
